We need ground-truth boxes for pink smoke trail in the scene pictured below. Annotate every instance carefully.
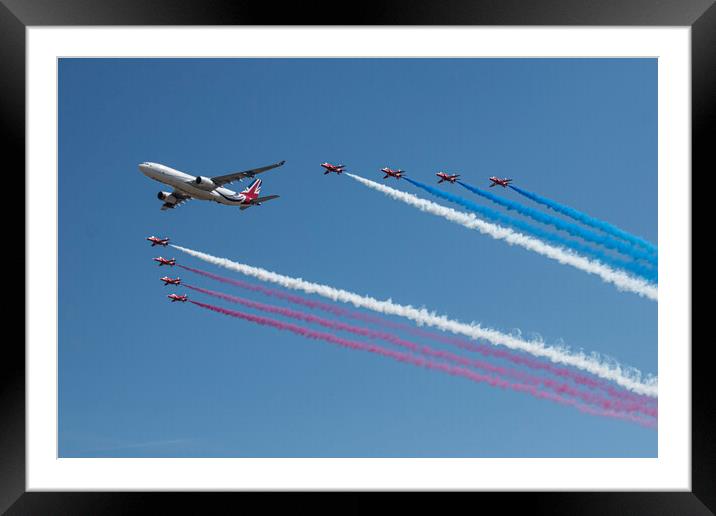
[186,285,655,418]
[178,264,656,410]
[189,299,655,428]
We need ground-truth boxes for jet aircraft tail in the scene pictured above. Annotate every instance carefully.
[241,178,262,196]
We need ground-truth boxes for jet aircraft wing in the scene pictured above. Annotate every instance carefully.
[211,160,286,188]
[239,195,280,211]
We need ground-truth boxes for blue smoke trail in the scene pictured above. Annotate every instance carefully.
[403,178,657,282]
[457,181,657,266]
[508,184,657,254]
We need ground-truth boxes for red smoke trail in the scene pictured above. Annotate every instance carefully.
[189,299,655,428]
[179,264,656,410]
[186,286,655,418]
[406,329,657,410]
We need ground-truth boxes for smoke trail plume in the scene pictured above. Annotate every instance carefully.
[343,174,658,300]
[186,284,655,417]
[190,299,655,427]
[171,244,658,397]
[404,177,655,280]
[509,184,657,254]
[179,264,655,409]
[457,181,657,264]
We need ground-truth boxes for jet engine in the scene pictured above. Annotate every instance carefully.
[194,176,217,191]
[158,191,178,205]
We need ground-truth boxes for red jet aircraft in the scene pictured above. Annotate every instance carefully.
[321,162,346,175]
[160,276,181,286]
[167,293,188,303]
[489,176,513,188]
[146,235,170,247]
[436,172,460,184]
[153,257,176,267]
[381,167,405,180]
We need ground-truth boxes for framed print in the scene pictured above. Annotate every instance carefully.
[5,0,709,513]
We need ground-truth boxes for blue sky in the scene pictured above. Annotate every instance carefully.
[58,58,657,457]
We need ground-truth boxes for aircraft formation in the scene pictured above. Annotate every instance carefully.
[142,159,516,305]
[139,159,513,212]
[146,237,185,302]
[322,162,511,187]
[139,233,658,428]
[139,155,512,303]
[141,159,516,309]
[138,151,658,431]
[140,157,520,310]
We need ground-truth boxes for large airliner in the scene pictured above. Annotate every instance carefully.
[138,160,286,210]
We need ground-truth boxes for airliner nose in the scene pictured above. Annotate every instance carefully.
[138,163,151,175]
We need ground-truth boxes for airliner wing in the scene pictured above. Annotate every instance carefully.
[239,195,280,211]
[160,190,192,210]
[211,160,286,187]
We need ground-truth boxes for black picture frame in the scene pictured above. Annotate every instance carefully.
[4,1,708,513]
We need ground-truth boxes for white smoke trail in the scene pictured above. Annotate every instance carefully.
[346,173,658,301]
[170,244,658,398]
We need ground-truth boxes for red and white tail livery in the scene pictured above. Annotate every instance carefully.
[241,178,262,200]
[232,178,280,211]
